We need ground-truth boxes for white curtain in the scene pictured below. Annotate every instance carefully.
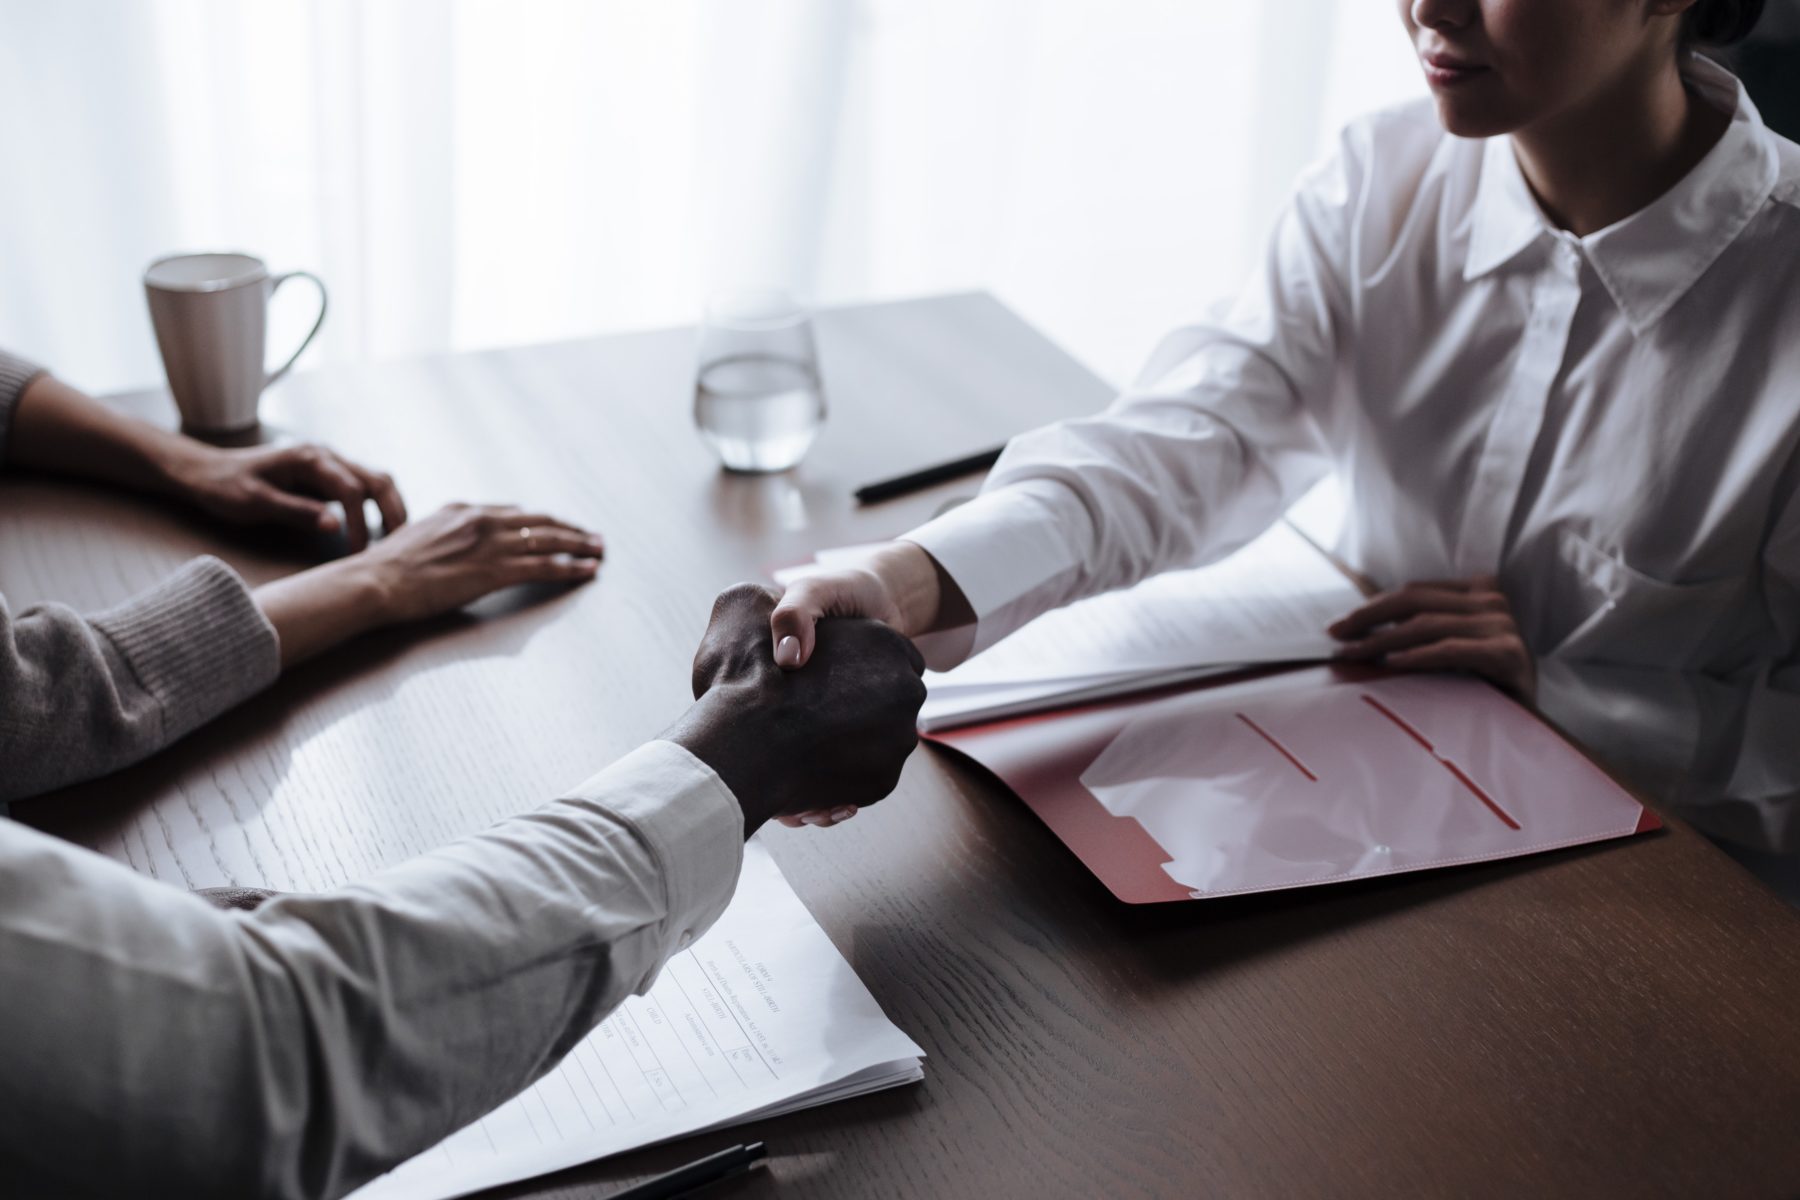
[0,0,1423,396]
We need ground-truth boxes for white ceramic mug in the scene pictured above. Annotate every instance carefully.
[144,252,327,434]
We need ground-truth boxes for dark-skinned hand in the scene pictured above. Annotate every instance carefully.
[662,584,928,834]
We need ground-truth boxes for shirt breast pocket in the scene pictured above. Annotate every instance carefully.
[1548,528,1743,668]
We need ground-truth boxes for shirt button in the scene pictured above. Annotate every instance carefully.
[678,931,694,949]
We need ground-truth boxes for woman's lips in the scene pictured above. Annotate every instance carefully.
[1422,52,1490,87]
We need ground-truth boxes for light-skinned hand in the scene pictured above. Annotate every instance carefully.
[765,542,972,825]
[1329,574,1536,700]
[768,540,970,664]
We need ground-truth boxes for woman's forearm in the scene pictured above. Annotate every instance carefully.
[6,372,205,493]
[254,559,392,669]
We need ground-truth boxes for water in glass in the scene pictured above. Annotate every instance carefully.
[694,353,824,472]
[694,291,825,473]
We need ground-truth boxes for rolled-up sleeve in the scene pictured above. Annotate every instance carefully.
[0,557,281,803]
[0,349,47,467]
[0,739,744,1200]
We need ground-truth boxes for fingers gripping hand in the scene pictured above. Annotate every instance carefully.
[768,567,908,670]
[766,569,920,826]
[1329,574,1537,700]
[778,614,929,830]
[672,586,928,831]
[694,586,869,828]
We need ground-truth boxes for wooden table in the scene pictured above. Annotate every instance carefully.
[8,293,1799,1199]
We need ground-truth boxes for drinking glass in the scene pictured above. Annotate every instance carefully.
[693,290,826,473]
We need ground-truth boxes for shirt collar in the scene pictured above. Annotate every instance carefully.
[1463,134,1546,282]
[1463,55,1780,336]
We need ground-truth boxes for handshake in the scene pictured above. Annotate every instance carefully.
[204,582,925,911]
[662,584,929,833]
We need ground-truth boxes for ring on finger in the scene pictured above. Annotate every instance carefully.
[518,526,533,550]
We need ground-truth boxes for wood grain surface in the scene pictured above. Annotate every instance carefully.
[7,293,1799,1199]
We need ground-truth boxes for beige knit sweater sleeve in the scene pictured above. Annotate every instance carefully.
[0,348,42,463]
[0,349,281,802]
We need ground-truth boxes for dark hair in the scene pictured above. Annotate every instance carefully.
[1681,0,1766,46]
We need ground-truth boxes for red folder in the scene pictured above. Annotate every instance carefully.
[926,663,1659,904]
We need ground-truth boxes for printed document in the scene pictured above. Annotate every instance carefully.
[773,518,1363,730]
[931,520,1357,687]
[919,520,1362,728]
[349,842,924,1200]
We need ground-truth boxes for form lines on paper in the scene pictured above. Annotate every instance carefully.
[595,1027,638,1122]
[700,949,781,1081]
[530,1080,566,1141]
[1235,713,1318,781]
[622,1007,686,1109]
[517,1084,545,1145]
[669,968,742,1090]
[652,980,721,1098]
[1360,694,1521,830]
[570,1048,615,1126]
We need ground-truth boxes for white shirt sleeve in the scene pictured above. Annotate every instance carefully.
[0,739,744,1200]
[904,129,1367,671]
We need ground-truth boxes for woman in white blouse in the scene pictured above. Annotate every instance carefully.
[773,0,1799,842]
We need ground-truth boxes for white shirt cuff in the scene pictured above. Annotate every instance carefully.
[903,479,1092,670]
[562,740,744,953]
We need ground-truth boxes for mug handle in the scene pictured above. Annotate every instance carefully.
[265,270,328,389]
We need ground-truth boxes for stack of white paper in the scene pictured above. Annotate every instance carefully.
[917,521,1361,728]
[348,843,924,1200]
[775,521,1364,731]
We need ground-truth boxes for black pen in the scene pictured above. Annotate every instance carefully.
[854,445,1004,505]
[607,1142,768,1200]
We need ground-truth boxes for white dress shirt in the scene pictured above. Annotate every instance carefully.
[914,56,1800,683]
[907,58,1800,847]
[0,741,743,1200]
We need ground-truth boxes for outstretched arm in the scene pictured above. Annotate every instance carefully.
[0,743,746,1200]
[769,121,1376,674]
[0,584,926,1199]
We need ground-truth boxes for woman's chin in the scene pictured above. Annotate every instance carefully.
[1432,94,1523,140]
